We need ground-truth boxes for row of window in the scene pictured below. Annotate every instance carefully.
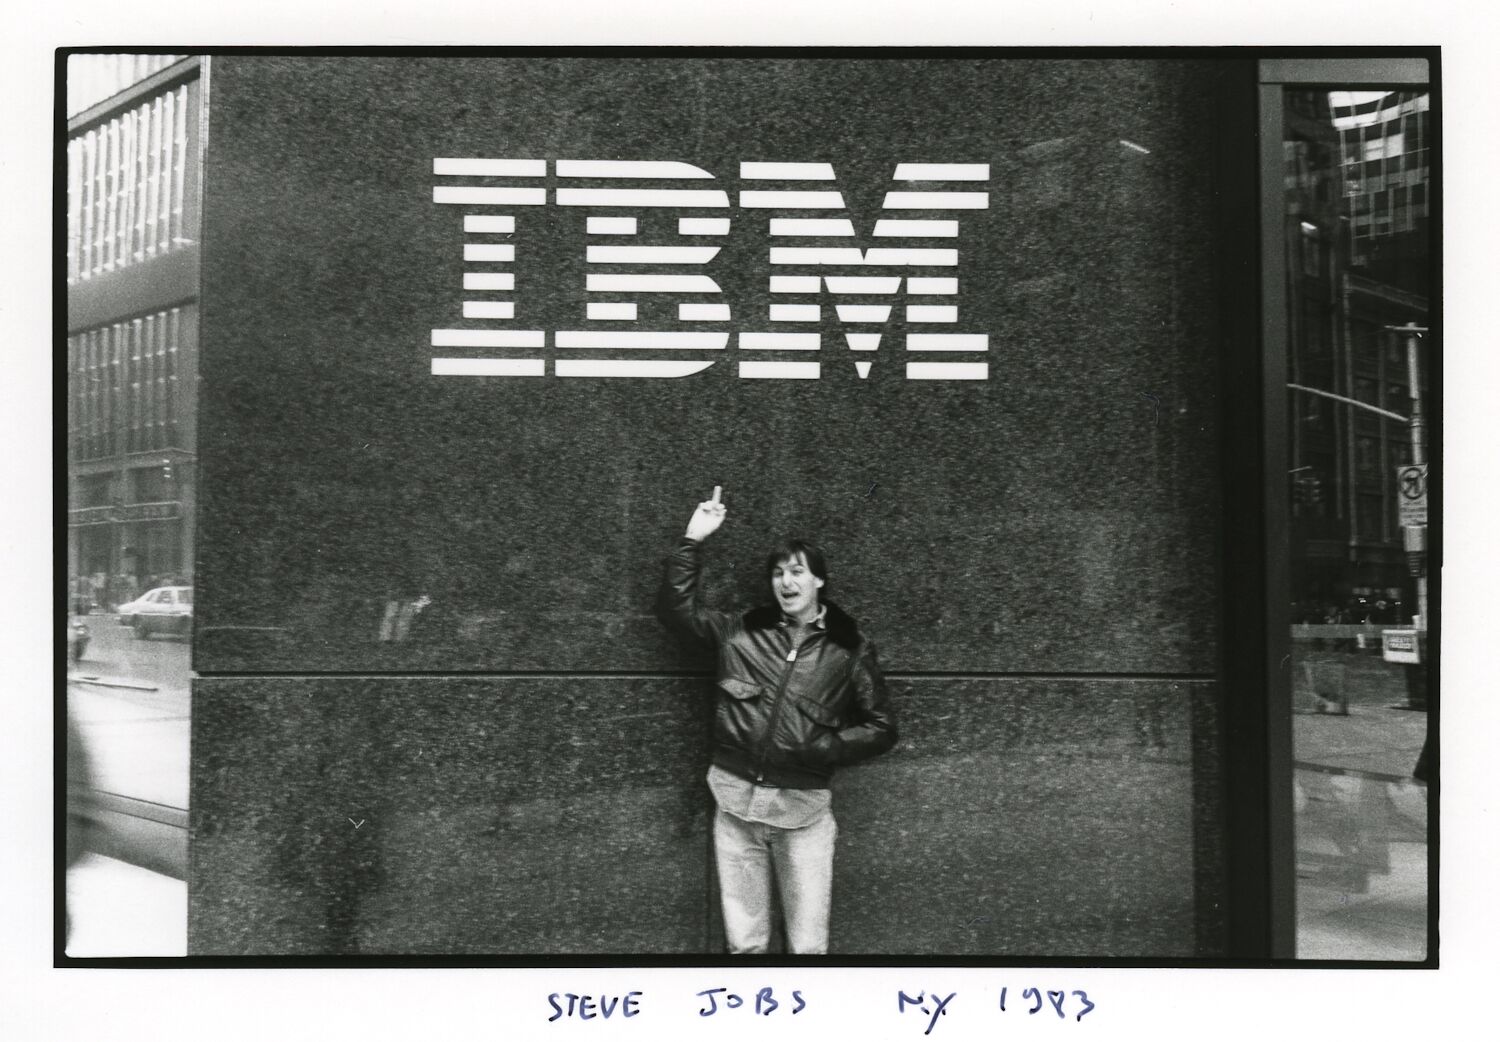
[1341,147,1428,176]
[66,80,197,284]
[69,307,187,461]
[1329,90,1429,132]
[72,464,181,508]
[1345,168,1429,200]
[1336,92,1428,252]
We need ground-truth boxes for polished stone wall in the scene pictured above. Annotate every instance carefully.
[189,56,1229,956]
[190,676,1216,955]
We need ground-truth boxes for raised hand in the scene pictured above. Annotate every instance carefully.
[684,485,728,542]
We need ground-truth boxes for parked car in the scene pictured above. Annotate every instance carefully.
[117,585,194,639]
[68,617,90,664]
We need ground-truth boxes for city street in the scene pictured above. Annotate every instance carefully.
[68,615,191,808]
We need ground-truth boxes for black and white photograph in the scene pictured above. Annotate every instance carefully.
[57,47,1439,962]
[8,1,1497,1037]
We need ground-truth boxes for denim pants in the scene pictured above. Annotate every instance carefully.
[713,806,837,954]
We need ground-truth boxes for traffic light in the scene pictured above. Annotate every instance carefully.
[1291,472,1323,512]
[162,461,173,482]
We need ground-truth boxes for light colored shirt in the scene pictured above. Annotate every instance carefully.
[781,603,827,638]
[708,764,831,828]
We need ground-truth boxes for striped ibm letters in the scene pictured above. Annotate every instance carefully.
[430,159,988,381]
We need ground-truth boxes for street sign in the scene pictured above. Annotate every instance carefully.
[1397,463,1428,526]
[1382,628,1421,664]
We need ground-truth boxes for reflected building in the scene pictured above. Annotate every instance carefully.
[65,56,202,606]
[1283,90,1431,623]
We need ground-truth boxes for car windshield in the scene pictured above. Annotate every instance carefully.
[178,588,192,604]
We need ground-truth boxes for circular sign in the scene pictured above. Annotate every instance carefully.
[1398,465,1426,500]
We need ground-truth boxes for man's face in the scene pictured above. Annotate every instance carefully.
[771,552,825,621]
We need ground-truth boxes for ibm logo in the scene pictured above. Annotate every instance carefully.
[430,159,990,381]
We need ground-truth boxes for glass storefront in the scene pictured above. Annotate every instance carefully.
[1278,81,1434,960]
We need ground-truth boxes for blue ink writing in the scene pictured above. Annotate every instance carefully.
[997,986,1096,1022]
[1073,991,1096,1022]
[546,992,642,1022]
[898,990,956,1035]
[698,987,803,1017]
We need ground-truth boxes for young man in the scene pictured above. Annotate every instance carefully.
[657,486,897,954]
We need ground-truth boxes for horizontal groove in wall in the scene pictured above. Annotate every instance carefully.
[193,671,1217,683]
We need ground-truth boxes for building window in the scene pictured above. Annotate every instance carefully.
[67,79,197,285]
[67,306,186,463]
[1299,221,1323,277]
[132,464,172,504]
[76,473,112,508]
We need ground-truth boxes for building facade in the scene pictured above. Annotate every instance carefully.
[66,57,201,608]
[61,54,1436,961]
[1284,88,1431,623]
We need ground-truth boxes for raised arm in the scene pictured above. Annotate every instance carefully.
[656,487,733,647]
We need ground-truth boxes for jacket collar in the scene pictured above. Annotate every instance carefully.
[744,599,861,650]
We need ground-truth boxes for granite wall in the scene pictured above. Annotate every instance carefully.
[190,56,1230,956]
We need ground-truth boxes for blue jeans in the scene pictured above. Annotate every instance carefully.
[713,806,837,954]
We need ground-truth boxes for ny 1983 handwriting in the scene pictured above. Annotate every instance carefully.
[999,986,1097,1022]
[899,987,1098,1033]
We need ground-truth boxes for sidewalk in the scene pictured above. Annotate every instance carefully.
[1291,654,1430,961]
[65,852,186,958]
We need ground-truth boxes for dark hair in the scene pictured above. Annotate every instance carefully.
[765,538,830,596]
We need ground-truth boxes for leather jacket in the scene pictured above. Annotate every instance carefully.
[657,538,898,789]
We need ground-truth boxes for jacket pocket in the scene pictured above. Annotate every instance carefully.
[789,696,843,767]
[714,677,764,752]
[792,695,841,728]
[717,677,761,701]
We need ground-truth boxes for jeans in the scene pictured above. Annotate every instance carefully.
[713,805,837,954]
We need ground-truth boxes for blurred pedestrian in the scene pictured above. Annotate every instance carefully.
[66,710,93,944]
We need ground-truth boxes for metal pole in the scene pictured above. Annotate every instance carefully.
[1405,325,1426,468]
[1388,322,1428,629]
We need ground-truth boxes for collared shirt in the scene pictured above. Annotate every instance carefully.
[779,602,826,642]
[789,604,827,627]
[708,764,831,829]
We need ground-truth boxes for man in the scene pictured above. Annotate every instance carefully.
[657,485,897,954]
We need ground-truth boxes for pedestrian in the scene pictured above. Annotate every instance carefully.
[115,572,136,610]
[66,709,93,945]
[657,486,898,954]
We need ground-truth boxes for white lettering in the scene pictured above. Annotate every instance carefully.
[432,158,990,381]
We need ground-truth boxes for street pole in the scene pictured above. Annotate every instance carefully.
[1390,322,1428,630]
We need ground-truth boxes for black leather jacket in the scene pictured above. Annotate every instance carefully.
[657,538,898,789]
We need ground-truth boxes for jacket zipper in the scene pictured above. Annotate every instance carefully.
[753,637,809,783]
